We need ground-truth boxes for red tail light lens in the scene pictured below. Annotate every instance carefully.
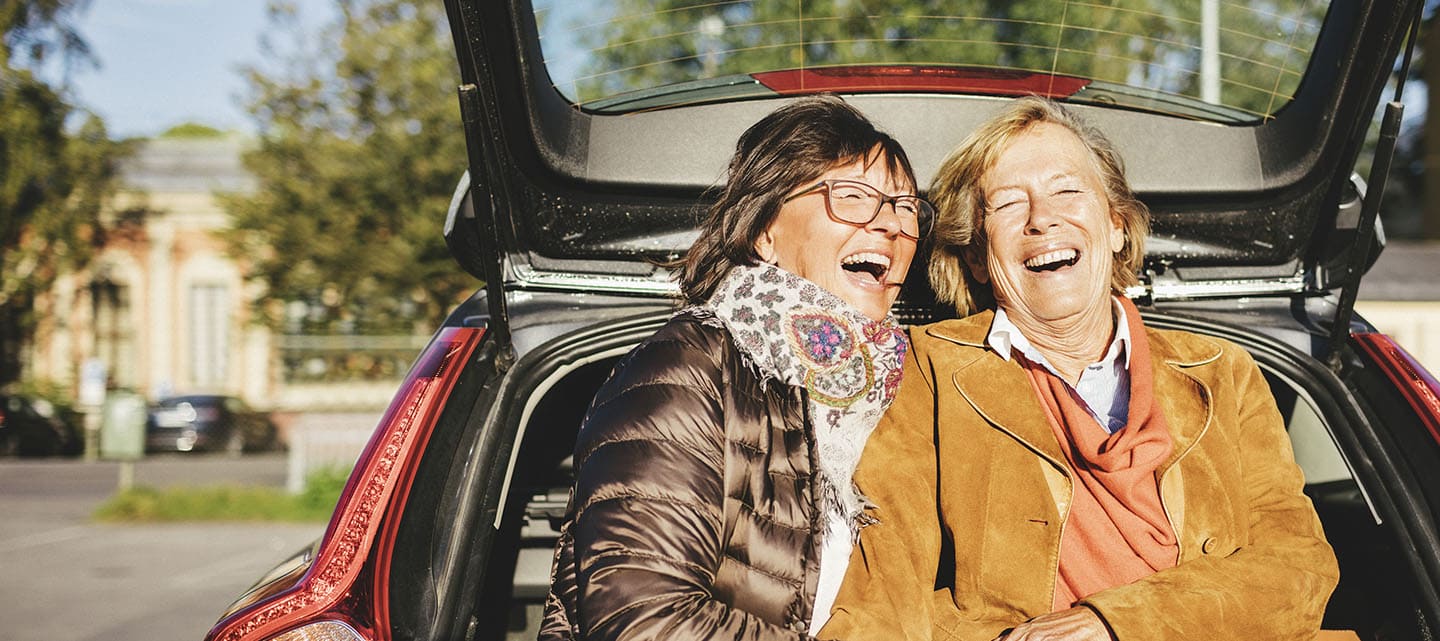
[205,327,484,641]
[1353,332,1440,444]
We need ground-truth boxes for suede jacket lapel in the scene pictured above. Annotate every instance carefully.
[926,311,1070,472]
[1147,328,1223,472]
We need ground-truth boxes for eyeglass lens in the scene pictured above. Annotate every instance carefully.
[825,181,931,237]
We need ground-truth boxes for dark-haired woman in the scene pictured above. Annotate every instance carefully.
[538,95,933,641]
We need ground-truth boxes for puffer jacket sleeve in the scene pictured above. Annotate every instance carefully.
[568,319,810,641]
[1080,340,1339,640]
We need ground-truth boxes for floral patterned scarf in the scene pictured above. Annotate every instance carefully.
[692,262,908,532]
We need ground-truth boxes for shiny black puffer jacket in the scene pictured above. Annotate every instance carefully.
[539,314,820,641]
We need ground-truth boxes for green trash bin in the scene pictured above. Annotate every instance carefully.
[100,391,146,461]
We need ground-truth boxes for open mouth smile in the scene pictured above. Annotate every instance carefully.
[1024,248,1080,272]
[841,251,892,284]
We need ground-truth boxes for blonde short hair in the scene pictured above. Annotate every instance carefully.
[927,96,1149,315]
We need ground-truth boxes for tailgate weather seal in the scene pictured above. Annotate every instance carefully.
[1125,274,1306,303]
[511,264,682,297]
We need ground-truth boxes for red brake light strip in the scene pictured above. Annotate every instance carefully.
[1353,332,1440,445]
[207,327,484,641]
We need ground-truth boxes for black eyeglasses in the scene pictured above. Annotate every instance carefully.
[783,179,935,240]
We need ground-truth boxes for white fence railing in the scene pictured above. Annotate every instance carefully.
[285,412,382,494]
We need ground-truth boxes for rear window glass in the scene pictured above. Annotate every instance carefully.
[532,0,1329,123]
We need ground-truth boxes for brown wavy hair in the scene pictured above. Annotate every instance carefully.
[927,96,1149,315]
[675,95,917,305]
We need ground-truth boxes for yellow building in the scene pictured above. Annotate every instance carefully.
[28,136,268,406]
[27,136,402,426]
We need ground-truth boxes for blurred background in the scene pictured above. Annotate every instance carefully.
[2,0,472,464]
[2,2,469,640]
[2,1,1440,639]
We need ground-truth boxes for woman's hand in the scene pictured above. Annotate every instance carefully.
[995,607,1113,641]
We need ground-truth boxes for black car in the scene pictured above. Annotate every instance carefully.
[145,394,279,455]
[0,393,79,457]
[206,2,1440,641]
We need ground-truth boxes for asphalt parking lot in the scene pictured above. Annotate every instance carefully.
[0,454,326,641]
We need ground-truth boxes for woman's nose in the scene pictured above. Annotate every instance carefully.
[1024,195,1061,234]
[868,200,904,236]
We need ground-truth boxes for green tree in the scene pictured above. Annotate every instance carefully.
[223,0,472,336]
[0,0,129,385]
[160,122,227,139]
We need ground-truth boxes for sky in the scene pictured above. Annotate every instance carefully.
[63,0,334,139]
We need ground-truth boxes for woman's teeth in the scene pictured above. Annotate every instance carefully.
[842,252,891,280]
[1024,249,1080,271]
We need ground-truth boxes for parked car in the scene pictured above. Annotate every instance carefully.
[145,394,279,455]
[0,393,80,457]
[206,2,1440,641]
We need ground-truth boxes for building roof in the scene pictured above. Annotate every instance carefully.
[119,137,257,194]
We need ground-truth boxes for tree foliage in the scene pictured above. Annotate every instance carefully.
[0,0,128,385]
[160,122,226,139]
[1,0,93,71]
[223,0,471,336]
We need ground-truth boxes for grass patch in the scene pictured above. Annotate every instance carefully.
[94,467,351,522]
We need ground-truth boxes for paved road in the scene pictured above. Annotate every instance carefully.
[0,454,326,641]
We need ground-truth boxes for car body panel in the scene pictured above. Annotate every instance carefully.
[206,327,487,641]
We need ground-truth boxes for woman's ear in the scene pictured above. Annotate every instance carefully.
[754,229,777,264]
[961,246,990,284]
[1109,213,1126,254]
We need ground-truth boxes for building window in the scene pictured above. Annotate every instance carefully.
[91,278,134,389]
[189,283,229,387]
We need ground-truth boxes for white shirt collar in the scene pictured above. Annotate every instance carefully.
[986,296,1132,372]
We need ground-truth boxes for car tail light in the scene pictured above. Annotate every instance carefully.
[1353,332,1440,443]
[205,327,484,641]
[263,621,366,641]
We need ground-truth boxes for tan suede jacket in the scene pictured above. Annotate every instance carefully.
[821,311,1338,641]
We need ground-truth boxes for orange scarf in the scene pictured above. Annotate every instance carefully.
[1020,296,1178,611]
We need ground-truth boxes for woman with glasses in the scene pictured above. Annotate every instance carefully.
[539,95,933,641]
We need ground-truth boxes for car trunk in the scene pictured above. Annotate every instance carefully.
[371,296,1436,640]
[426,0,1437,635]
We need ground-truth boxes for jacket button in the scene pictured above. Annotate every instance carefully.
[1201,537,1218,554]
